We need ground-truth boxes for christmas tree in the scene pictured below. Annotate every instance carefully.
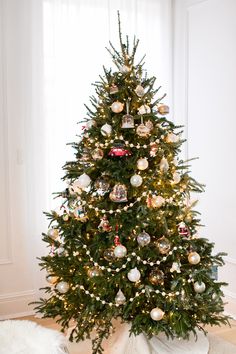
[35,14,229,354]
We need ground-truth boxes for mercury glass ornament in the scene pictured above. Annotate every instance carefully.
[138,104,151,115]
[166,132,179,143]
[46,275,58,284]
[136,123,151,138]
[156,236,171,255]
[188,251,201,265]
[77,173,91,189]
[194,281,206,293]
[48,228,59,240]
[56,281,69,294]
[151,195,165,208]
[114,244,127,258]
[157,104,169,115]
[86,119,96,129]
[127,267,141,282]
[130,174,143,187]
[101,123,112,136]
[115,289,126,305]
[111,101,124,113]
[91,148,104,160]
[135,84,145,97]
[104,247,115,261]
[137,158,149,170]
[109,184,128,202]
[172,171,181,184]
[159,157,169,172]
[149,268,164,285]
[88,266,102,278]
[137,231,151,247]
[95,178,110,196]
[150,307,164,321]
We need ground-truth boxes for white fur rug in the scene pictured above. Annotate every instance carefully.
[0,320,68,354]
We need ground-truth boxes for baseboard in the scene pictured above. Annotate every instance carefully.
[0,290,36,320]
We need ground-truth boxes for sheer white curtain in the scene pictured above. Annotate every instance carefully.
[0,0,172,315]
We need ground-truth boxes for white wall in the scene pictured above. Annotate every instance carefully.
[173,0,236,317]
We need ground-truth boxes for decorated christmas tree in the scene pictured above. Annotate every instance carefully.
[35,15,229,354]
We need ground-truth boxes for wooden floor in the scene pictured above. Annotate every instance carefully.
[16,315,236,346]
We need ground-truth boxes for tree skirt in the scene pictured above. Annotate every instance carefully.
[67,321,209,354]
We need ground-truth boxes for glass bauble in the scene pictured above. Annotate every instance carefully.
[91,148,104,160]
[156,236,171,255]
[104,247,115,261]
[48,228,59,240]
[115,289,126,305]
[86,119,96,129]
[111,101,124,113]
[56,281,69,294]
[127,267,141,282]
[77,173,91,188]
[194,281,206,293]
[109,184,128,202]
[157,104,169,115]
[159,157,169,172]
[166,132,179,143]
[137,231,151,247]
[130,174,143,187]
[121,114,134,128]
[136,123,150,138]
[188,252,201,265]
[172,171,181,184]
[150,307,164,321]
[87,266,102,278]
[149,268,164,285]
[95,178,110,196]
[151,195,165,208]
[114,244,127,258]
[135,84,145,97]
[101,123,112,136]
[138,104,151,115]
[137,158,149,170]
[46,275,58,284]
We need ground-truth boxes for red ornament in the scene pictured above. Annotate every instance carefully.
[178,222,190,237]
[108,141,132,157]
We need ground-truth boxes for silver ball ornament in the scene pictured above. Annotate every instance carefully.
[77,173,91,189]
[127,267,141,282]
[188,252,201,265]
[111,101,124,113]
[130,174,143,187]
[150,307,164,321]
[137,231,151,247]
[56,281,69,294]
[114,245,127,258]
[156,236,171,255]
[194,281,206,293]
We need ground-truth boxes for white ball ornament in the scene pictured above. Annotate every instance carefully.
[130,174,143,187]
[166,132,179,143]
[86,120,96,129]
[77,173,91,189]
[150,307,164,321]
[138,104,151,115]
[111,101,124,113]
[101,123,112,137]
[48,228,59,240]
[114,245,127,258]
[137,158,149,170]
[194,281,206,293]
[127,267,141,282]
[188,251,201,265]
[137,231,151,247]
[56,281,69,294]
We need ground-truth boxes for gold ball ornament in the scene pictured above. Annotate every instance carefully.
[150,307,165,321]
[137,158,149,170]
[91,148,104,160]
[188,251,201,265]
[156,236,171,254]
[46,275,59,284]
[151,195,165,208]
[157,104,169,115]
[111,101,124,113]
[103,247,115,261]
[88,266,102,278]
[48,228,59,240]
[135,85,145,97]
[149,268,164,285]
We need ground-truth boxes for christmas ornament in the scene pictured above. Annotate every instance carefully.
[135,84,145,97]
[172,171,181,184]
[95,178,110,196]
[98,215,112,232]
[150,307,164,321]
[145,120,154,131]
[46,275,58,284]
[137,231,151,247]
[138,104,151,115]
[109,84,119,94]
[166,132,179,143]
[103,247,115,261]
[101,123,112,137]
[88,266,102,278]
[115,289,126,305]
[86,120,96,129]
[111,101,124,113]
[120,65,131,73]
[74,206,88,222]
[80,148,90,162]
[71,179,83,194]
[91,148,104,160]
[178,222,189,237]
[157,104,169,115]
[137,158,149,170]
[48,228,59,240]
[151,195,165,208]
[130,174,143,187]
[108,141,132,157]
[156,236,171,254]
[77,173,91,189]
[149,268,164,285]
[149,142,159,157]
[121,102,134,128]
[159,157,169,172]
[56,281,69,294]
[127,267,141,282]
[170,262,181,273]
[194,281,206,293]
[57,247,65,255]
[109,184,128,202]
[136,123,151,138]
[188,252,201,265]
[114,226,121,246]
[114,244,127,258]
